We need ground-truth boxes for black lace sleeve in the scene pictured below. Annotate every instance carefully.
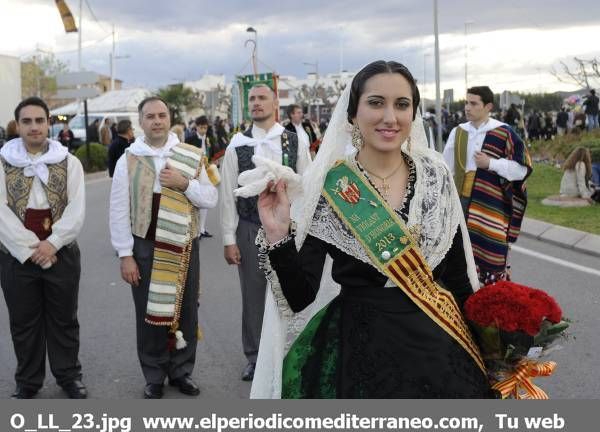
[268,234,329,313]
[432,226,473,307]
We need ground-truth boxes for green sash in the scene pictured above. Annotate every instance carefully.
[322,160,485,373]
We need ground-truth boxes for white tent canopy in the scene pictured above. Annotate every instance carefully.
[50,88,152,116]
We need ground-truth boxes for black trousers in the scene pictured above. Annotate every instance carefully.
[131,236,200,385]
[0,244,82,391]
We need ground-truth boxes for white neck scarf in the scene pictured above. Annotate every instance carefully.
[460,118,505,134]
[0,138,68,185]
[230,123,285,156]
[128,132,180,159]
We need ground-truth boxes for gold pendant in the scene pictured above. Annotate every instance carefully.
[381,180,391,200]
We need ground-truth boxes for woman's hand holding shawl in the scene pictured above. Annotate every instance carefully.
[257,180,291,244]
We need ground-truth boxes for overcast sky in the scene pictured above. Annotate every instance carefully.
[2,0,600,97]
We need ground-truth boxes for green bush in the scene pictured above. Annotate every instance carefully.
[74,142,108,172]
[529,130,600,162]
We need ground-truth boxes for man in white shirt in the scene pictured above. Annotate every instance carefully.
[284,104,318,154]
[220,84,311,381]
[443,86,532,285]
[185,115,216,238]
[110,97,218,399]
[0,97,87,399]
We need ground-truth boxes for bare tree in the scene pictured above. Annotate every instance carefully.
[551,57,600,89]
[21,53,69,100]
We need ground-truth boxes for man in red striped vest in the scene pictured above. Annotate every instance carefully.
[443,86,532,285]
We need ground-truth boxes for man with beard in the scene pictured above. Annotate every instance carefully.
[0,97,87,399]
[110,97,218,398]
[220,84,311,381]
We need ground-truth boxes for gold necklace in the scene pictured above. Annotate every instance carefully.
[362,159,404,200]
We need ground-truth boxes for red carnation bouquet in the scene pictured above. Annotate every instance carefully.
[464,281,569,399]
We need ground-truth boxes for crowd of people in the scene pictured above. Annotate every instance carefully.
[0,58,596,402]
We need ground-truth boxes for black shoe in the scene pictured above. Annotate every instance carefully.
[11,386,38,399]
[60,380,87,399]
[241,362,255,381]
[201,231,213,238]
[144,383,164,399]
[169,376,200,396]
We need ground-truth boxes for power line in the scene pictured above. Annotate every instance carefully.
[84,0,110,35]
[18,33,112,60]
[234,59,252,76]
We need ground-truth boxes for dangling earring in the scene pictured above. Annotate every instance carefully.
[406,135,412,153]
[352,125,363,150]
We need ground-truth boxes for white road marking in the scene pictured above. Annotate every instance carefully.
[512,245,600,277]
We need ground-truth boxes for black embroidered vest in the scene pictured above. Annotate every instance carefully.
[235,126,299,224]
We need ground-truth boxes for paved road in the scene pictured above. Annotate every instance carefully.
[0,177,598,398]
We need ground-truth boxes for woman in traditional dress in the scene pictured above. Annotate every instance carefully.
[559,146,594,203]
[250,61,494,398]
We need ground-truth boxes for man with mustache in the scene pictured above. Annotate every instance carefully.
[220,84,311,381]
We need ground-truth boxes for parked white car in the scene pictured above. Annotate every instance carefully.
[68,112,140,147]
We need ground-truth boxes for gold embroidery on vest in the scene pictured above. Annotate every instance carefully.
[1,157,68,223]
[127,154,156,238]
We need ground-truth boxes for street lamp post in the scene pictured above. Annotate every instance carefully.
[245,27,258,77]
[464,20,474,93]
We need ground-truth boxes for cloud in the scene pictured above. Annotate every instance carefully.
[2,0,600,94]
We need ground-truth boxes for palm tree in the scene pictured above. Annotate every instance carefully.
[156,84,203,124]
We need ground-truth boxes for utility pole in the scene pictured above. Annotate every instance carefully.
[110,23,115,90]
[464,21,474,93]
[339,28,344,74]
[109,24,130,91]
[77,0,82,71]
[304,61,320,123]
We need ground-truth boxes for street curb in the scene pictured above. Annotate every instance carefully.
[521,217,600,258]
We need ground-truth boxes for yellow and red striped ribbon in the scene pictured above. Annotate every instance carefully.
[492,360,557,399]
